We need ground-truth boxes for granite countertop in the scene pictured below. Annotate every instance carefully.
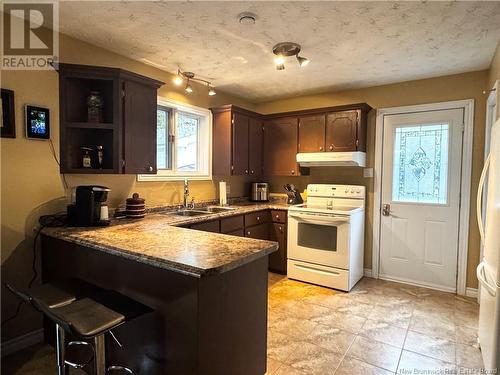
[42,203,290,278]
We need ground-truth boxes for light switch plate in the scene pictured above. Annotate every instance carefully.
[363,168,373,178]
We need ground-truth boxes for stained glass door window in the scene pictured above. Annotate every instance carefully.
[392,123,449,204]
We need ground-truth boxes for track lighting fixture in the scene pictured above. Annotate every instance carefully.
[173,68,216,96]
[272,42,310,70]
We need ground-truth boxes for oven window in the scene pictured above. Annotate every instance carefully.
[297,223,337,251]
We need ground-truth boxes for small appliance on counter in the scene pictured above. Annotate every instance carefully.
[126,193,146,219]
[283,184,303,205]
[67,185,111,227]
[251,182,269,202]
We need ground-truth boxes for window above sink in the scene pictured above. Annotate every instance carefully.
[138,99,212,182]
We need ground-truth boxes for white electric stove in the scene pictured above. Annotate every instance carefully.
[287,184,366,291]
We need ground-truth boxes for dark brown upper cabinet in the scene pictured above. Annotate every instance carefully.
[248,116,263,176]
[232,112,250,175]
[211,105,263,176]
[263,117,299,176]
[325,106,370,152]
[58,63,163,174]
[326,110,359,152]
[298,115,326,153]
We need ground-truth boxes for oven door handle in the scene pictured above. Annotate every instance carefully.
[289,213,349,226]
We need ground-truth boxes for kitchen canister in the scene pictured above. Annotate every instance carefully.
[126,193,146,219]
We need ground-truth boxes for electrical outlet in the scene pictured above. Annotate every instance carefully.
[363,168,373,178]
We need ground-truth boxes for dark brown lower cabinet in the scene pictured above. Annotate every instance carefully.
[184,210,287,273]
[269,223,287,274]
[190,220,220,233]
[226,229,245,237]
[245,223,270,240]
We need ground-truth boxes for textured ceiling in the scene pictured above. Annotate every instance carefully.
[59,1,500,102]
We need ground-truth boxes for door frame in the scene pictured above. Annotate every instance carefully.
[372,99,475,295]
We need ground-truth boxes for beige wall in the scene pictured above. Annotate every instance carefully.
[0,33,256,342]
[488,42,500,118]
[256,70,489,290]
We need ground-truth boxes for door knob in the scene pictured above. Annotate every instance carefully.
[382,204,391,216]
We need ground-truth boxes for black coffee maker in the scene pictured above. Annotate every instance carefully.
[67,185,111,227]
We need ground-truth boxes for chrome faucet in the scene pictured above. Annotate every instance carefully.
[183,178,189,209]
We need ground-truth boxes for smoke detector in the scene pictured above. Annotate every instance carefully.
[238,12,257,25]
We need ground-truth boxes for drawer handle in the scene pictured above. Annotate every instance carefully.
[279,226,283,232]
[295,264,340,276]
[275,215,280,219]
[257,216,260,221]
[247,231,251,235]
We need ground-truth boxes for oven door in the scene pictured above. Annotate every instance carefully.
[288,211,350,269]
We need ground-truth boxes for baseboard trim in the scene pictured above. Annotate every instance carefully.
[1,329,43,357]
[363,268,373,278]
[466,287,478,298]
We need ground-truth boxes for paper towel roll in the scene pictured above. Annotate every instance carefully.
[219,181,227,206]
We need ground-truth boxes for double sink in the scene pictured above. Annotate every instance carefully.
[164,206,237,217]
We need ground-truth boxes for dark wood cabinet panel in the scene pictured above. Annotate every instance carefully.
[263,117,299,176]
[271,210,287,224]
[190,220,220,233]
[232,113,250,175]
[58,63,163,174]
[245,223,270,240]
[245,211,271,227]
[269,223,287,274]
[212,110,232,176]
[225,229,245,237]
[248,117,263,176]
[326,110,360,152]
[220,215,244,234]
[298,115,326,153]
[212,103,371,177]
[211,105,263,176]
[123,80,157,174]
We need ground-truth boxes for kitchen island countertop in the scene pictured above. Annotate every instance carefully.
[42,202,289,277]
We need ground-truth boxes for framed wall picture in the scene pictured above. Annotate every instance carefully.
[1,89,16,138]
[25,105,50,140]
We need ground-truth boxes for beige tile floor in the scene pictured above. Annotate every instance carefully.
[2,275,482,375]
[266,274,483,375]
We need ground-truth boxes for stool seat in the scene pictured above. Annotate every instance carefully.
[5,282,75,308]
[51,298,125,338]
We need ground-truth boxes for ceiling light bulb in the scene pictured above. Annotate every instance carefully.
[208,86,216,96]
[276,63,285,71]
[296,55,310,67]
[173,75,183,86]
[274,55,285,66]
[185,82,193,93]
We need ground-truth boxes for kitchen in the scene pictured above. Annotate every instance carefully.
[1,1,500,375]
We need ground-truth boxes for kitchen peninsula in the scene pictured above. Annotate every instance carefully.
[41,209,279,375]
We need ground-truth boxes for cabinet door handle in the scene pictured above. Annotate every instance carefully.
[247,231,251,236]
[329,145,334,151]
[257,216,260,221]
[245,169,249,174]
[291,170,295,175]
[279,226,283,232]
[319,146,323,151]
[251,170,254,174]
[275,215,280,220]
[147,165,153,172]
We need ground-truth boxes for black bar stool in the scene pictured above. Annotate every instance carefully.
[7,283,151,375]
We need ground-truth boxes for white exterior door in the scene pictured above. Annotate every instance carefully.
[379,108,464,292]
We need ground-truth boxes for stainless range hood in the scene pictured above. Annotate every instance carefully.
[296,152,366,167]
